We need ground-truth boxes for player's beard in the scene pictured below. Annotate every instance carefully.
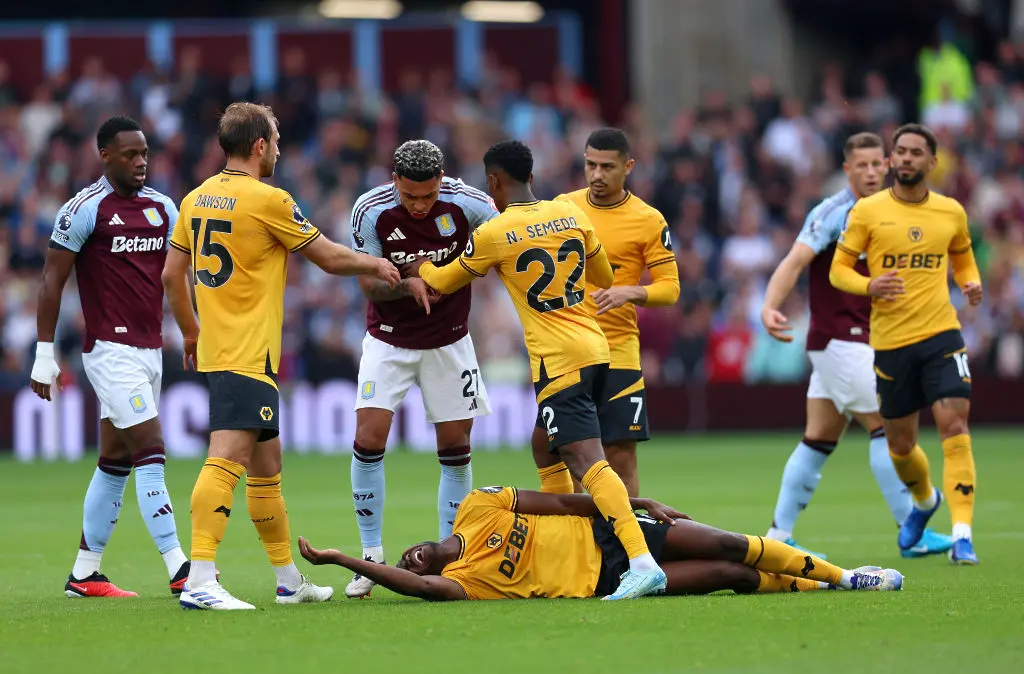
[894,169,924,186]
[261,155,276,178]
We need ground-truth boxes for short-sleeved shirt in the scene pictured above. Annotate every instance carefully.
[835,188,973,350]
[555,189,677,369]
[440,487,602,600]
[794,187,872,351]
[170,169,320,375]
[51,176,178,352]
[350,177,498,349]
[419,199,610,383]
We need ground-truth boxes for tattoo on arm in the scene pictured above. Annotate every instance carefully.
[362,277,410,302]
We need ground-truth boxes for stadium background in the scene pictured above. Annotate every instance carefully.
[2,0,1023,458]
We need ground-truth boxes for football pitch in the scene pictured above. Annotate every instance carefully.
[2,429,1022,674]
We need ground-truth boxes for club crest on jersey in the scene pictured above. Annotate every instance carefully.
[129,395,147,413]
[486,533,503,549]
[435,213,456,237]
[58,211,72,231]
[361,381,376,400]
[143,207,163,226]
[260,406,274,421]
[908,226,923,242]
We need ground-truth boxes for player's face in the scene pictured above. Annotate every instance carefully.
[584,147,634,199]
[398,542,443,575]
[843,147,887,198]
[891,133,936,187]
[259,126,281,178]
[101,131,148,191]
[394,174,441,219]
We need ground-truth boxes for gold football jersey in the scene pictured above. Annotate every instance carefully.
[171,169,320,376]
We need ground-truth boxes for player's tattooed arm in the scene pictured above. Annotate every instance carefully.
[298,537,466,601]
[359,276,414,301]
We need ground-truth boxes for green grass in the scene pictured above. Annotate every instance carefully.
[2,429,1022,673]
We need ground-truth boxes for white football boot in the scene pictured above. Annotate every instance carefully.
[276,575,335,604]
[180,581,255,610]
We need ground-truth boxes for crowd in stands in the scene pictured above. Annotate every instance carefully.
[1,32,1023,394]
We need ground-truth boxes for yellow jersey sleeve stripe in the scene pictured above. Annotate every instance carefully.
[949,245,972,255]
[509,487,518,512]
[454,533,466,560]
[836,243,860,257]
[289,231,321,253]
[585,243,603,259]
[459,258,486,277]
[647,256,676,269]
[169,240,190,254]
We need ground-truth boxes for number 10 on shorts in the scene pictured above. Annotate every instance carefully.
[953,352,971,380]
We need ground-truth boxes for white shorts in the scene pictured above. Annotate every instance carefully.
[81,340,163,429]
[355,332,491,423]
[807,339,878,415]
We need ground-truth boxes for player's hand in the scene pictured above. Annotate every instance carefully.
[29,342,62,401]
[406,277,434,315]
[639,499,691,524]
[373,257,402,288]
[761,308,793,343]
[298,536,343,566]
[963,281,983,306]
[867,271,905,301]
[592,287,642,315]
[182,334,199,371]
[402,256,427,278]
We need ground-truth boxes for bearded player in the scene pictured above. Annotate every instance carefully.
[30,116,189,598]
[345,140,499,598]
[407,140,668,600]
[531,128,679,498]
[831,124,982,565]
[298,486,903,600]
[760,132,952,559]
[164,102,399,609]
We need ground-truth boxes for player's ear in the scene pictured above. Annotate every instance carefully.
[528,173,534,187]
[624,157,635,175]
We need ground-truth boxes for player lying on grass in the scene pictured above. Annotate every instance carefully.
[298,486,903,600]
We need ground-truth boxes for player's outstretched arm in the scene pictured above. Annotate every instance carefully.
[761,242,815,342]
[162,247,201,369]
[409,256,477,294]
[30,246,76,400]
[512,490,689,523]
[298,537,466,601]
[300,235,400,286]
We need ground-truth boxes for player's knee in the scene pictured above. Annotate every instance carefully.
[354,425,389,452]
[883,424,915,454]
[939,416,969,439]
[717,532,750,562]
[727,564,761,594]
[435,420,472,450]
